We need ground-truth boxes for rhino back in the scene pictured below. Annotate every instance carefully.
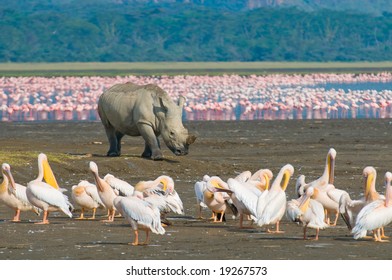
[98,83,159,135]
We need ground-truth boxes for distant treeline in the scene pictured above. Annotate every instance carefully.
[1,2,392,62]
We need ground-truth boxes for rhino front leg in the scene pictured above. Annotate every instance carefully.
[137,124,163,160]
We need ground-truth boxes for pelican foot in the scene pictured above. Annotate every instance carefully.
[35,221,49,225]
[267,229,285,234]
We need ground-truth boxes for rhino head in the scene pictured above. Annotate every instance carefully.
[157,95,196,156]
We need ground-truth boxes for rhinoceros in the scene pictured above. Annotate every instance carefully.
[97,82,196,160]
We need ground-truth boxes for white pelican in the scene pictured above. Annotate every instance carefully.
[203,176,234,222]
[287,187,328,240]
[301,148,347,225]
[114,192,165,246]
[135,175,184,225]
[26,153,73,224]
[71,180,105,219]
[0,163,40,221]
[194,174,211,219]
[89,161,118,222]
[339,166,384,231]
[227,169,272,228]
[257,164,295,233]
[104,174,134,197]
[352,172,392,242]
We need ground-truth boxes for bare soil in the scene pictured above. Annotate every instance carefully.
[0,119,391,260]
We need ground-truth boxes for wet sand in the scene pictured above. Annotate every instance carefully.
[0,119,391,260]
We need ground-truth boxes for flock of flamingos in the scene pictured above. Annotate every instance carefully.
[0,72,392,122]
[0,149,391,245]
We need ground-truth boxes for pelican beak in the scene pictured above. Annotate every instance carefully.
[328,156,335,185]
[364,173,373,197]
[263,173,270,190]
[214,188,234,194]
[211,180,233,194]
[281,171,291,191]
[299,193,311,212]
[42,157,59,189]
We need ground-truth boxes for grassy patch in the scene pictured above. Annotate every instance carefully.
[0,151,78,167]
[1,62,392,76]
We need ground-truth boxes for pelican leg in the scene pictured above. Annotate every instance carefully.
[12,209,21,222]
[324,209,331,225]
[130,230,139,246]
[102,209,115,222]
[267,221,284,233]
[141,230,150,245]
[314,228,320,241]
[331,211,339,226]
[380,227,389,239]
[76,208,86,220]
[110,209,116,221]
[219,211,224,222]
[197,204,204,220]
[35,210,49,224]
[88,208,97,220]
[239,214,253,229]
[209,212,215,220]
[375,228,390,243]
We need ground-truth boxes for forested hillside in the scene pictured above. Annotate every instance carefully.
[1,0,391,62]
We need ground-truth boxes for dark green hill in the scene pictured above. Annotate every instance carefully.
[1,1,391,62]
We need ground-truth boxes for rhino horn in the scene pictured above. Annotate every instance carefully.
[186,134,197,145]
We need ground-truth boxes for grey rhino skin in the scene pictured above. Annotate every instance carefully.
[98,82,196,160]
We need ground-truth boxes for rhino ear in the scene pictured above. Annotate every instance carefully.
[178,96,186,108]
[158,97,169,113]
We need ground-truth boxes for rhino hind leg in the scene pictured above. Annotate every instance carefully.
[104,125,121,157]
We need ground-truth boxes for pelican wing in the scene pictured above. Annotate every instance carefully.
[105,175,134,197]
[144,195,169,212]
[227,178,258,217]
[84,185,105,208]
[307,200,328,229]
[165,191,184,215]
[257,191,286,226]
[286,199,301,223]
[339,192,365,230]
[194,181,207,206]
[28,181,73,217]
[12,184,33,207]
[117,197,165,235]
[352,199,392,240]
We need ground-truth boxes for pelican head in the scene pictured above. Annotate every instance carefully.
[280,164,294,191]
[1,163,16,190]
[295,175,306,197]
[89,161,99,174]
[207,176,232,194]
[37,153,59,189]
[363,166,377,197]
[157,175,174,193]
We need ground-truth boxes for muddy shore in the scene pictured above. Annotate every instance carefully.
[0,119,391,260]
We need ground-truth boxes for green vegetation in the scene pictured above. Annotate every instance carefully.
[0,150,77,167]
[1,2,392,63]
[1,62,392,76]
